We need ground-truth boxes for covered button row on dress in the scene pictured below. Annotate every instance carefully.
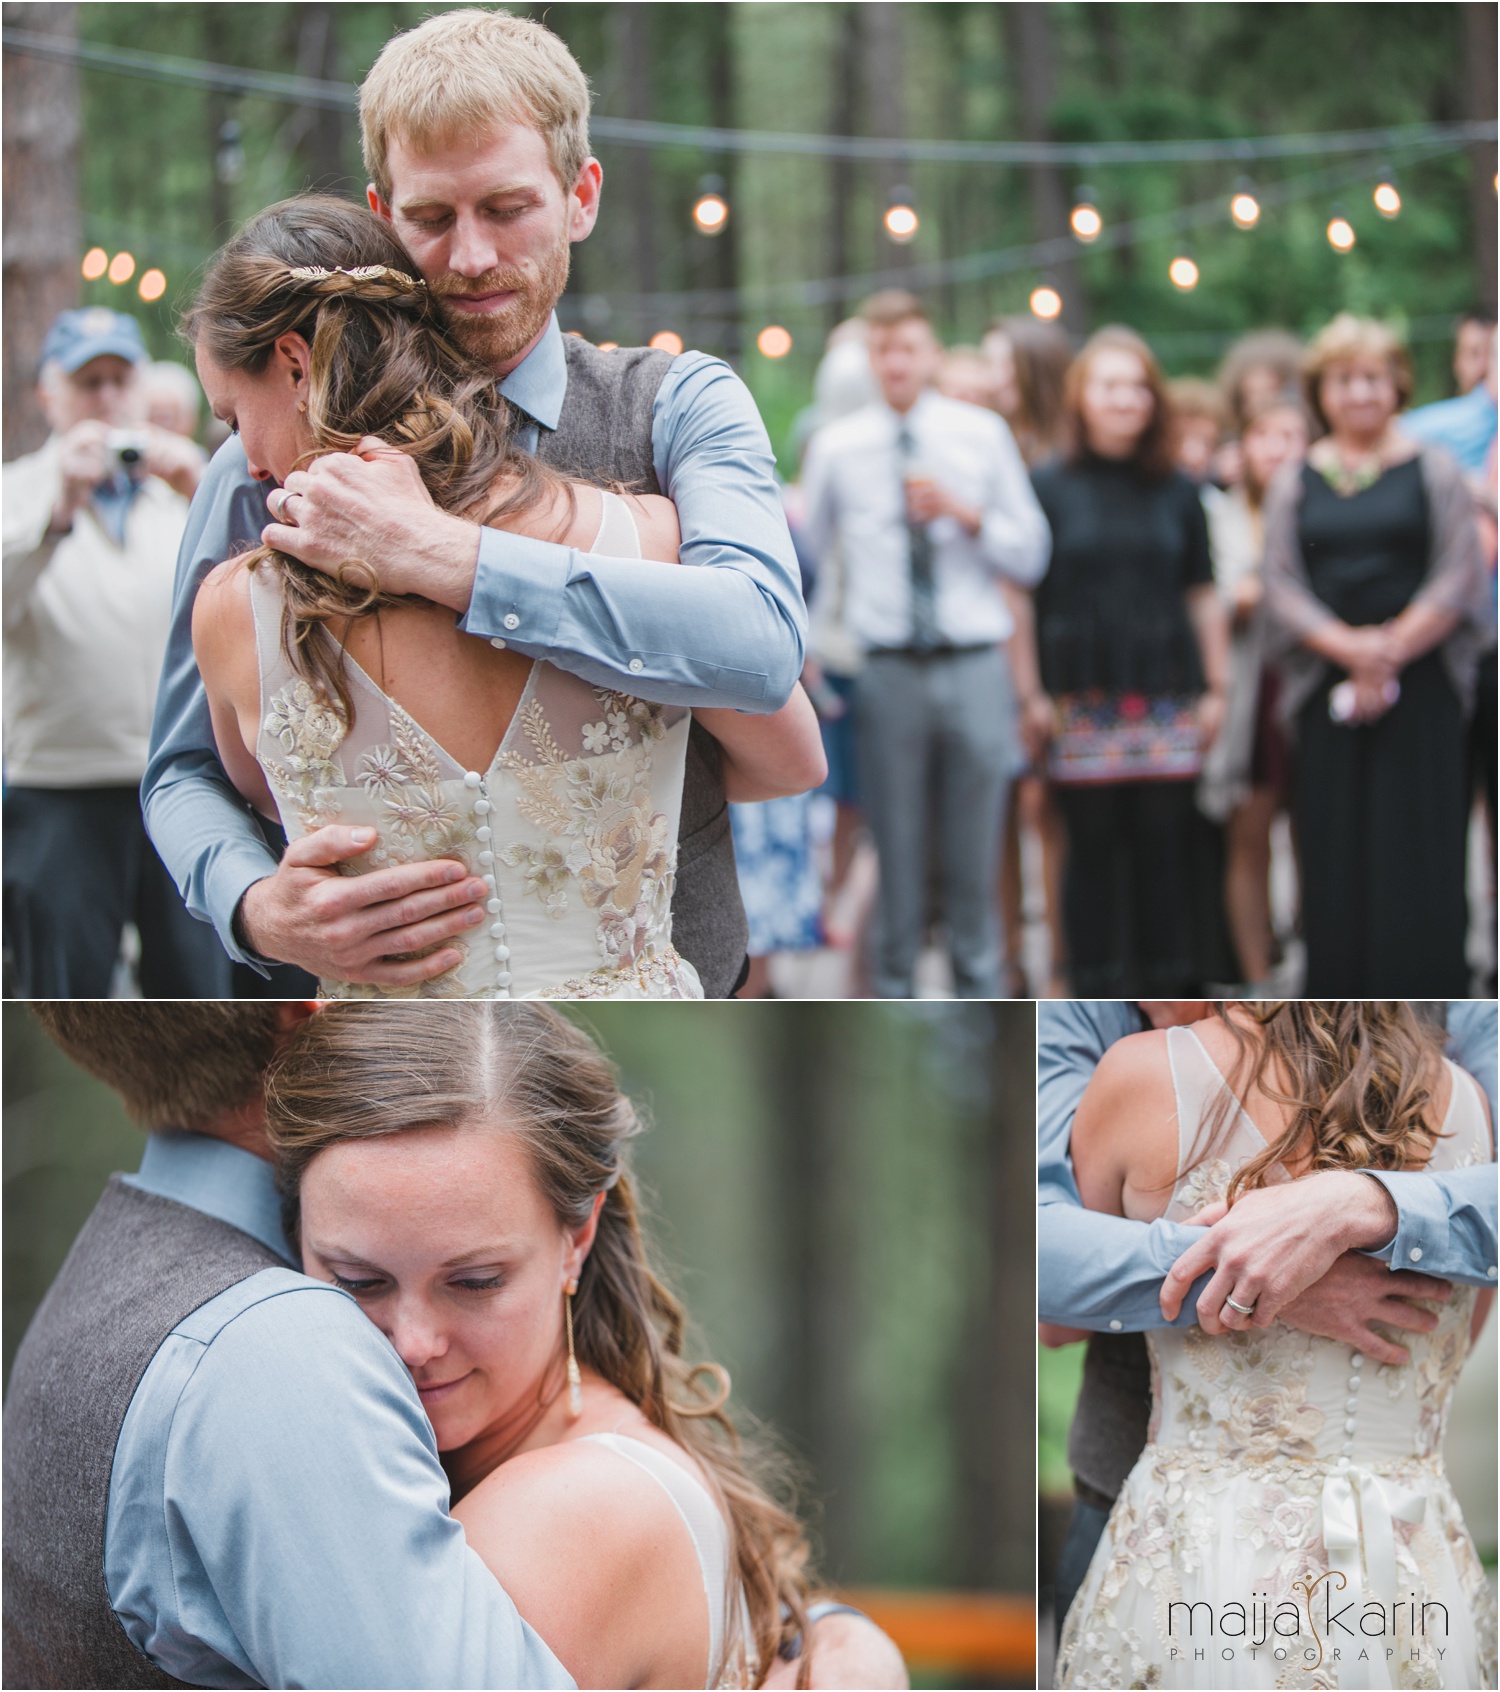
[1342,1349,1363,1458]
[464,770,511,996]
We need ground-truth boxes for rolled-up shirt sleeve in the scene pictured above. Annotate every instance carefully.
[976,416,1050,587]
[108,1270,573,1691]
[460,353,806,712]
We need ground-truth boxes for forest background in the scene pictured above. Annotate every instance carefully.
[3,1001,1035,1689]
[3,2,1497,465]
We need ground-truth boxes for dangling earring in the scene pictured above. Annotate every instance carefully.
[564,1277,582,1418]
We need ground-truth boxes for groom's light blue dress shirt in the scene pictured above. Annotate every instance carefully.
[1038,1001,1499,1330]
[142,315,807,965]
[105,1132,574,1690]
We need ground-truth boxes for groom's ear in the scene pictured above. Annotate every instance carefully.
[368,184,394,222]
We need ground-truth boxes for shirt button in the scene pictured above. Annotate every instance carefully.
[478,850,495,866]
[628,658,644,674]
[489,923,506,939]
[1489,1266,1497,1279]
[475,827,493,843]
[485,898,502,915]
[1108,1319,1123,1332]
[490,637,507,650]
[463,770,482,789]
[503,612,520,630]
[474,798,491,815]
[495,971,513,988]
[1409,1247,1423,1262]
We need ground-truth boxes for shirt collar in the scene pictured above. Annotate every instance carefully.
[880,388,935,433]
[122,1131,294,1264]
[497,312,567,431]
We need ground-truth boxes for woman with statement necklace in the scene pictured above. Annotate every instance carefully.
[1263,314,1485,996]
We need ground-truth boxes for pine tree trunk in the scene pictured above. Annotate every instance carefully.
[1002,1,1085,331]
[2,2,81,460]
[1461,2,1497,314]
[703,2,740,357]
[826,2,863,333]
[611,2,657,338]
[291,2,347,195]
[863,2,912,278]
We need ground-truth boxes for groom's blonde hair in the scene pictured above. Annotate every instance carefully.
[359,9,592,201]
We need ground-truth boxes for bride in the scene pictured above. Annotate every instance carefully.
[185,195,826,1000]
[262,1001,815,1689]
[1055,1001,1495,1691]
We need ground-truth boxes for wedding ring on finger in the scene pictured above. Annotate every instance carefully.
[268,487,300,526]
[1224,1295,1257,1317]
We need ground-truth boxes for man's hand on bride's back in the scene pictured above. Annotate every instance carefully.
[263,439,482,613]
[239,824,491,986]
[1158,1169,1411,1339]
[1276,1252,1451,1365]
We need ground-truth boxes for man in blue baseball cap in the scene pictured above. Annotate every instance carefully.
[2,305,226,996]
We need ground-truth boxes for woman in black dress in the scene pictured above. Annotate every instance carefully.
[1017,327,1231,995]
[1263,314,1484,995]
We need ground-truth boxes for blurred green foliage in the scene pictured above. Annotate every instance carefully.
[1037,1339,1085,1498]
[62,2,1491,469]
[2,1000,1034,1604]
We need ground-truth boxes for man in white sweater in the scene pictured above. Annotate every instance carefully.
[3,308,226,996]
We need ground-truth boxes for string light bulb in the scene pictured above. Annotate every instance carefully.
[1230,176,1260,228]
[1070,186,1102,242]
[692,174,729,236]
[81,247,108,281]
[1327,208,1356,251]
[107,251,136,284]
[649,330,684,355]
[1373,169,1401,219]
[884,185,919,244]
[1029,285,1062,320]
[138,269,167,302]
[1169,252,1199,290]
[756,325,792,359]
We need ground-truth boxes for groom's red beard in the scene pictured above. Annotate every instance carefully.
[429,237,571,369]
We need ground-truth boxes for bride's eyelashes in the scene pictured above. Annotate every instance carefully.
[328,1270,384,1294]
[322,1267,509,1296]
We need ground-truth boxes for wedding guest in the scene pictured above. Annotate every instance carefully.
[140,361,204,445]
[935,345,1000,409]
[1263,313,1485,995]
[2,309,224,997]
[1214,328,1304,489]
[800,289,1050,997]
[1019,328,1230,996]
[1166,378,1224,484]
[984,317,1074,997]
[1197,390,1310,988]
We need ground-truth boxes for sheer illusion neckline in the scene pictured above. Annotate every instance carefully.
[337,635,539,781]
[1178,1022,1463,1178]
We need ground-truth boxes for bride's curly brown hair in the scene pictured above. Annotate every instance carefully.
[263,1002,815,1688]
[181,193,569,726]
[1188,1001,1450,1204]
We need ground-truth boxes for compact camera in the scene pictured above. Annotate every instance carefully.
[105,429,150,471]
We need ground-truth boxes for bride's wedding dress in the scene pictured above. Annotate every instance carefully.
[249,490,703,999]
[1057,1025,1496,1691]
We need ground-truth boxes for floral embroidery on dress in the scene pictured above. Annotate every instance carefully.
[498,688,677,970]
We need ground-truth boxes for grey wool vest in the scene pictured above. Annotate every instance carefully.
[2,1177,285,1689]
[532,336,749,998]
[1067,1330,1152,1506]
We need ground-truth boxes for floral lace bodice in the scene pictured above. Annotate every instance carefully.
[246,493,702,999]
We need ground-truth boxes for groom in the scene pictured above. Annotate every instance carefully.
[143,8,807,999]
[3,1003,905,1689]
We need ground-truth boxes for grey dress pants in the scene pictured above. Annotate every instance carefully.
[853,644,1016,998]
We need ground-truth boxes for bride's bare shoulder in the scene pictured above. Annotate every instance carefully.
[191,557,256,686]
[452,1438,707,1688]
[1071,1029,1180,1217]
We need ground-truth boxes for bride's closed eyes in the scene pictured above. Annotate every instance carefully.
[317,1261,510,1297]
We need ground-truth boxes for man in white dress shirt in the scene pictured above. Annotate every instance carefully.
[801,291,1051,997]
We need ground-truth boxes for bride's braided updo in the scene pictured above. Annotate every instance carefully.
[263,1002,813,1687]
[182,194,566,725]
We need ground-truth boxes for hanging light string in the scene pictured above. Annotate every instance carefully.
[4,26,1494,166]
[567,137,1467,315]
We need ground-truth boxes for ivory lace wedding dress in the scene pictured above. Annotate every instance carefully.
[248,491,703,999]
[1056,1025,1496,1691]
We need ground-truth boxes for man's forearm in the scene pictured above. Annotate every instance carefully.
[1361,1166,1498,1285]
[1038,1199,1207,1331]
[462,526,805,711]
